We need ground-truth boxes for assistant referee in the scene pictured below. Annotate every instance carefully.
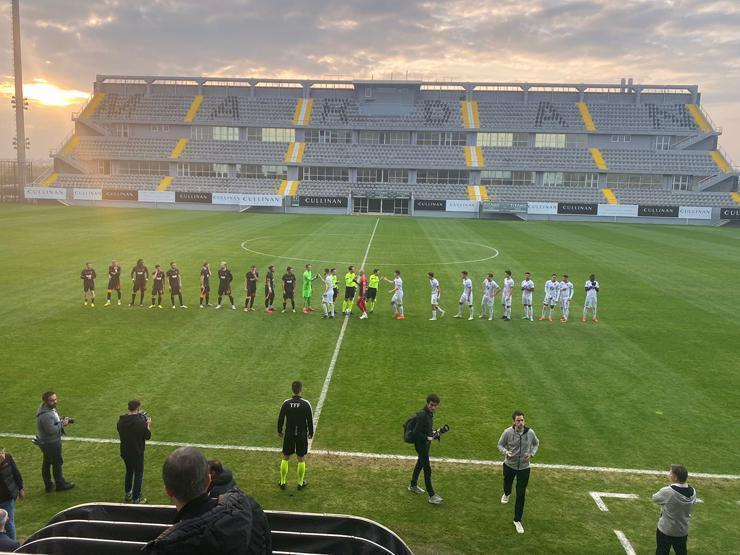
[277,381,314,491]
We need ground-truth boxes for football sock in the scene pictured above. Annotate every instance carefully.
[170,294,175,306]
[158,294,162,305]
[131,294,136,305]
[117,290,121,300]
[330,303,335,317]
[228,295,234,306]
[432,309,437,318]
[107,292,111,301]
[469,305,474,317]
[290,299,295,310]
[457,303,463,316]
[297,462,306,486]
[280,460,289,485]
[283,301,287,310]
[217,295,222,305]
[139,292,145,304]
[398,306,404,316]
[322,303,328,316]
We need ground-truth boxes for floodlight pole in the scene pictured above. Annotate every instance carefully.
[11,0,27,188]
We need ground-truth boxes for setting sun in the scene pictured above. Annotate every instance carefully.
[0,78,89,107]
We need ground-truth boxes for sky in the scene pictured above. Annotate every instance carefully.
[1,0,739,164]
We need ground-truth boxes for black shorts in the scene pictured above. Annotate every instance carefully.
[201,284,210,293]
[283,290,294,300]
[107,280,120,291]
[344,287,356,300]
[265,287,274,298]
[246,288,256,297]
[282,434,309,457]
[133,281,147,293]
[333,288,339,301]
[152,284,164,294]
[366,288,377,300]
[170,285,181,294]
[218,285,232,296]
[83,282,95,292]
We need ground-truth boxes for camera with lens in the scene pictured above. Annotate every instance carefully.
[63,416,75,424]
[139,410,149,422]
[432,424,450,441]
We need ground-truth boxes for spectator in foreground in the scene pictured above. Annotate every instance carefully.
[208,459,237,498]
[0,508,19,552]
[0,448,24,540]
[145,447,271,555]
[652,464,697,555]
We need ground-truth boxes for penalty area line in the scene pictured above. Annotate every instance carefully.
[309,217,380,449]
[2,432,739,480]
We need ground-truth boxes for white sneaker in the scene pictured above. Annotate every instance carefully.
[468,316,474,321]
[181,305,188,309]
[359,313,368,319]
[172,305,176,309]
[429,317,436,321]
[439,310,445,318]
[488,317,493,321]
[501,494,510,504]
[215,304,222,309]
[231,305,237,310]
[428,494,443,504]
[453,314,461,319]
[408,485,425,494]
[514,521,524,534]
[200,305,204,309]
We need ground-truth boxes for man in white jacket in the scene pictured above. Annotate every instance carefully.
[652,464,697,555]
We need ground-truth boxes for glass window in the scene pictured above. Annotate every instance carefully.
[247,128,295,142]
[117,160,169,176]
[417,131,466,146]
[236,164,287,179]
[543,172,564,187]
[359,131,411,145]
[357,168,409,183]
[607,174,663,189]
[304,129,352,143]
[512,133,529,147]
[534,134,566,148]
[672,175,691,191]
[150,125,170,133]
[177,162,228,178]
[416,170,469,184]
[655,136,672,150]
[480,171,534,186]
[213,127,240,141]
[477,133,513,147]
[190,127,205,140]
[299,166,350,181]
[563,172,599,187]
[97,160,111,175]
[565,134,587,148]
[113,124,129,138]
[610,134,632,143]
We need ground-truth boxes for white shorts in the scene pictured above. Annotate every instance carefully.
[392,291,403,304]
[560,298,571,309]
[481,296,494,306]
[501,295,512,308]
[522,292,532,305]
[431,294,439,305]
[543,295,557,306]
[584,296,597,309]
[459,293,472,305]
[323,292,334,304]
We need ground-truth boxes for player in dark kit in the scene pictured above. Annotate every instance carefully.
[167,262,187,309]
[277,381,314,490]
[265,265,276,313]
[149,265,165,309]
[105,260,122,306]
[199,262,211,308]
[80,263,96,307]
[281,267,296,313]
[130,259,149,306]
[215,262,236,310]
[244,265,259,312]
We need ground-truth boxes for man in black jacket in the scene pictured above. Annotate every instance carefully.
[117,399,151,504]
[277,381,314,490]
[408,393,443,504]
[0,449,24,540]
[145,447,271,555]
[0,509,19,552]
[208,459,238,499]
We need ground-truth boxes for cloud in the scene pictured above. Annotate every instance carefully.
[0,0,738,160]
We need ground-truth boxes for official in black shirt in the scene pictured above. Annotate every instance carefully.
[277,381,313,490]
[282,267,296,313]
[80,262,96,307]
[130,259,149,306]
[117,400,152,504]
[244,266,259,312]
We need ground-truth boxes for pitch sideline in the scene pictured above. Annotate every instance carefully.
[1,432,738,480]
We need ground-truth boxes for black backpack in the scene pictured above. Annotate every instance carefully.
[403,415,417,443]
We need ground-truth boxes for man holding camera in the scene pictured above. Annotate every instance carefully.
[498,410,539,534]
[117,400,152,504]
[408,393,443,505]
[35,390,75,492]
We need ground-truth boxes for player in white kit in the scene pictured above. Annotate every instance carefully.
[321,267,335,318]
[455,271,475,320]
[559,274,574,323]
[383,270,405,320]
[582,274,599,323]
[501,270,514,321]
[520,271,535,321]
[479,273,500,320]
[539,274,560,321]
[428,272,446,321]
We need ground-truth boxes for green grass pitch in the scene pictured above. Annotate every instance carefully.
[0,204,738,554]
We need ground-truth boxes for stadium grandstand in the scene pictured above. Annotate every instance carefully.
[32,75,740,216]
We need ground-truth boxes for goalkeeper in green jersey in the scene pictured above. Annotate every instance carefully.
[301,263,318,313]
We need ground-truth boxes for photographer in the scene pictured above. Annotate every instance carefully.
[408,393,443,505]
[117,400,151,504]
[35,390,75,492]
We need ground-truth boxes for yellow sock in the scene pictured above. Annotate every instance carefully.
[280,459,288,485]
[297,461,306,485]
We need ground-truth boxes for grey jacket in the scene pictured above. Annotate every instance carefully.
[497,426,539,470]
[36,404,63,445]
[652,483,696,537]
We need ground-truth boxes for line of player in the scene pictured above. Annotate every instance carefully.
[434,271,600,324]
[79,260,599,323]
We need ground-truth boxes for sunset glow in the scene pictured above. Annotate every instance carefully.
[0,78,89,107]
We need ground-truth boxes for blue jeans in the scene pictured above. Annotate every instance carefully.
[122,454,144,501]
[0,499,15,540]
